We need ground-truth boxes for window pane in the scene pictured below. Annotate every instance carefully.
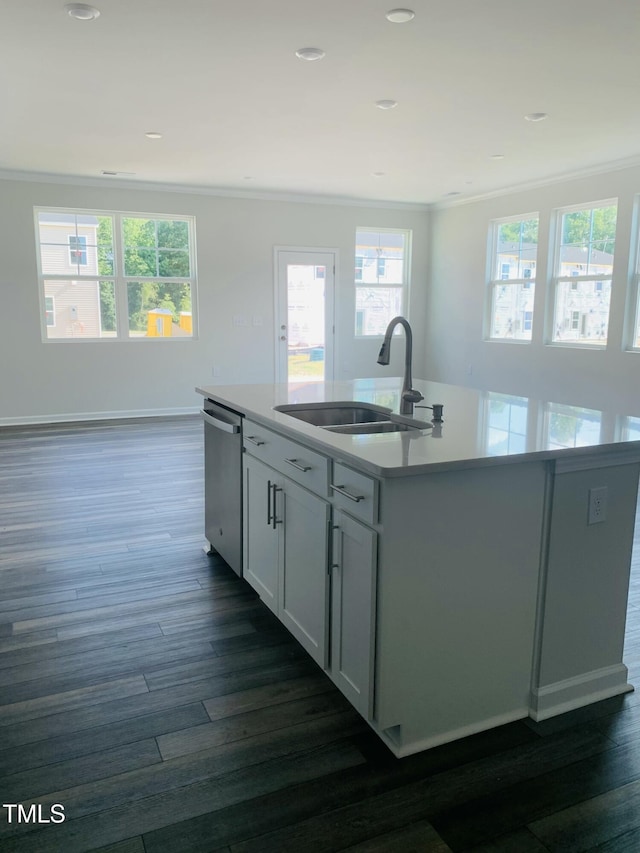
[123,218,191,278]
[127,281,193,337]
[44,280,116,339]
[158,249,190,277]
[355,230,405,284]
[123,217,156,248]
[495,218,538,280]
[355,287,403,336]
[99,281,117,335]
[124,248,157,277]
[559,205,616,275]
[490,283,535,340]
[552,280,610,344]
[97,216,114,276]
[157,219,189,249]
[38,212,105,276]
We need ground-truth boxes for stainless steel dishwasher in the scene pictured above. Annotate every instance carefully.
[202,399,243,575]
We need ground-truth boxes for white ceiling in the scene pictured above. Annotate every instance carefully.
[3,0,639,206]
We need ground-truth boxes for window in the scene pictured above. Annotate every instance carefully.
[36,209,196,341]
[69,235,87,265]
[487,215,539,341]
[550,200,616,346]
[44,296,55,326]
[354,228,410,336]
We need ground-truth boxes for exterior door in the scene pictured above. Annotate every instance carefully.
[275,249,336,384]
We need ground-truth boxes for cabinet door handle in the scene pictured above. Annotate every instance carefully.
[267,479,273,526]
[272,484,283,529]
[331,524,342,570]
[330,484,365,503]
[285,458,312,473]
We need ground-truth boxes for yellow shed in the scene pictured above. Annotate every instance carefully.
[147,308,173,337]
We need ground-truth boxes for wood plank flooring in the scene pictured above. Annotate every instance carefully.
[1,415,640,851]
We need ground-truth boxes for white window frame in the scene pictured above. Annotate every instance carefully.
[35,207,198,343]
[354,227,411,337]
[486,213,539,343]
[548,198,617,348]
[627,195,640,352]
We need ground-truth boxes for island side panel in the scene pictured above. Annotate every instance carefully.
[531,458,640,720]
[374,460,548,756]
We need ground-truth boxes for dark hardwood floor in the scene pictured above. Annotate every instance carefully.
[1,415,640,852]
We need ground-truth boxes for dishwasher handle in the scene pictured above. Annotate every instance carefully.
[201,409,240,434]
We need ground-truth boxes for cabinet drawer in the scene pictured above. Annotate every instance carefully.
[244,419,329,496]
[330,462,378,525]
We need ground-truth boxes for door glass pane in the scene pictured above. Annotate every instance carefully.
[287,264,325,382]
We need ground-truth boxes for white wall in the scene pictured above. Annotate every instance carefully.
[0,177,429,423]
[427,164,640,416]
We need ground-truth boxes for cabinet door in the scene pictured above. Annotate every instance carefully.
[331,509,377,719]
[279,479,330,668]
[243,455,279,614]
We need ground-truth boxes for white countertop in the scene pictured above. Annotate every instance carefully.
[196,378,640,477]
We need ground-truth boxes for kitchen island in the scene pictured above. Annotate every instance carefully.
[197,377,640,757]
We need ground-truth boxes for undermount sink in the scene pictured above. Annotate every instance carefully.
[324,421,424,435]
[273,401,392,427]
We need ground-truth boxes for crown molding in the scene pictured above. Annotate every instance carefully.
[0,169,430,212]
[433,154,640,210]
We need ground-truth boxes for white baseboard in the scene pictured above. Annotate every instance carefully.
[0,407,200,427]
[530,663,634,721]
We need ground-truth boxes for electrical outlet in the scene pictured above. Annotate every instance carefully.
[588,486,608,525]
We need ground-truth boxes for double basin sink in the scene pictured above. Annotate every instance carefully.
[273,401,431,434]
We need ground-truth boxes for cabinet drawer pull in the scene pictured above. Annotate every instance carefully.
[246,435,265,447]
[330,484,365,503]
[285,458,312,473]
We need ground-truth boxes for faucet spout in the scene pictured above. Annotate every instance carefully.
[377,316,424,416]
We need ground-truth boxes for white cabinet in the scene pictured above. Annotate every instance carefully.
[243,453,329,667]
[330,509,377,719]
[243,453,279,613]
[242,419,379,720]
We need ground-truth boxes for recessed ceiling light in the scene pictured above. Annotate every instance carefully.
[295,47,325,61]
[385,8,415,23]
[524,112,548,122]
[145,132,163,139]
[375,99,398,110]
[64,3,100,20]
[490,153,505,160]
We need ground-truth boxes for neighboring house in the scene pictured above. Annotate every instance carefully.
[493,242,614,340]
[39,213,104,339]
